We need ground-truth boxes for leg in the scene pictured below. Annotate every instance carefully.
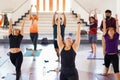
[102,54,111,76]
[60,73,67,80]
[54,40,60,61]
[92,34,97,57]
[33,33,38,51]
[16,52,23,80]
[92,43,96,57]
[10,53,16,66]
[111,54,120,80]
[89,34,93,52]
[68,69,79,80]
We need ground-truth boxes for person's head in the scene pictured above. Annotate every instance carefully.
[107,27,116,37]
[13,29,20,36]
[89,16,95,23]
[56,17,62,24]
[105,10,112,19]
[64,37,73,47]
[32,14,37,19]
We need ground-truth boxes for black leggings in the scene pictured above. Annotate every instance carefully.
[30,33,38,50]
[10,51,23,80]
[104,54,119,73]
[60,68,79,80]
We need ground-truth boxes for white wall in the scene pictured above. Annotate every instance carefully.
[12,0,31,23]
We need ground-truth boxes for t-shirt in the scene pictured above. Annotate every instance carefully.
[104,32,119,54]
[53,24,65,40]
[9,34,23,48]
[100,17,116,31]
[89,20,98,34]
[29,16,39,33]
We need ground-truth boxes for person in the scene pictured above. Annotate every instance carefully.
[29,5,39,55]
[8,18,25,80]
[100,10,116,56]
[0,14,4,27]
[3,14,9,29]
[52,11,66,62]
[102,14,120,80]
[88,9,98,57]
[57,14,80,80]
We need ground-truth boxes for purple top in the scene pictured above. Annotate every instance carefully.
[104,32,119,54]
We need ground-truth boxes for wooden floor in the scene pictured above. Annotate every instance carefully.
[0,43,119,80]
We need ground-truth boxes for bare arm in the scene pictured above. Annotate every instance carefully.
[115,14,119,33]
[57,15,64,51]
[8,18,13,35]
[29,5,33,18]
[88,10,92,21]
[94,9,97,20]
[63,12,66,26]
[103,15,106,35]
[20,20,25,36]
[73,14,81,52]
[35,5,39,18]
[52,12,57,25]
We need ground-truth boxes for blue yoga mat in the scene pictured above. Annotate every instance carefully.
[24,49,42,57]
[0,57,8,67]
[87,53,104,60]
[5,73,29,80]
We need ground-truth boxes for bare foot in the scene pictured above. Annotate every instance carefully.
[32,50,35,56]
[100,73,108,76]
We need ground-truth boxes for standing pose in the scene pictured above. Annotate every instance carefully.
[8,19,25,80]
[88,9,98,57]
[3,14,9,29]
[102,15,120,80]
[52,11,66,62]
[57,14,80,80]
[0,14,4,27]
[100,10,116,56]
[29,5,39,55]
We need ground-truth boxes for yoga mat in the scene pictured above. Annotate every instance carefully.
[0,57,9,67]
[24,49,42,57]
[95,73,116,80]
[5,73,29,80]
[87,53,104,60]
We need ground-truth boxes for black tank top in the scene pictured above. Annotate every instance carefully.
[61,46,76,68]
[9,34,23,48]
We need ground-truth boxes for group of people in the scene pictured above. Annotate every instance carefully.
[0,13,9,29]
[3,3,120,80]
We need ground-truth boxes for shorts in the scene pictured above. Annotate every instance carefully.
[89,34,97,44]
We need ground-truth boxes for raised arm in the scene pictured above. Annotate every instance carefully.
[35,5,39,18]
[20,20,25,36]
[94,9,97,20]
[89,10,92,21]
[115,14,119,33]
[63,12,66,26]
[103,15,106,35]
[0,14,4,21]
[29,5,33,18]
[8,18,13,35]
[52,12,57,25]
[57,15,64,51]
[73,14,81,52]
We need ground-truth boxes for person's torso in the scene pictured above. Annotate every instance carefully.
[89,20,97,34]
[53,24,65,40]
[9,34,23,48]
[104,33,119,54]
[30,21,38,33]
[61,46,76,68]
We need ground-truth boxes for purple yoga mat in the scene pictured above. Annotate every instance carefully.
[87,53,104,60]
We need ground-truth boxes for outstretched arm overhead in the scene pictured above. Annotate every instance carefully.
[103,15,107,35]
[52,11,57,25]
[115,14,119,33]
[8,18,13,35]
[94,9,97,20]
[35,5,39,20]
[62,12,66,26]
[20,20,25,36]
[73,14,81,52]
[29,5,33,18]
[57,15,64,51]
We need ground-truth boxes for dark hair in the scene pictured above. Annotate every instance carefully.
[105,10,112,14]
[89,16,95,23]
[106,27,116,33]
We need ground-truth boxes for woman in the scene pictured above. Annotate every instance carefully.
[102,15,120,80]
[8,19,25,80]
[57,14,80,80]
[88,9,98,57]
[0,14,4,27]
[52,11,66,62]
[29,5,39,55]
